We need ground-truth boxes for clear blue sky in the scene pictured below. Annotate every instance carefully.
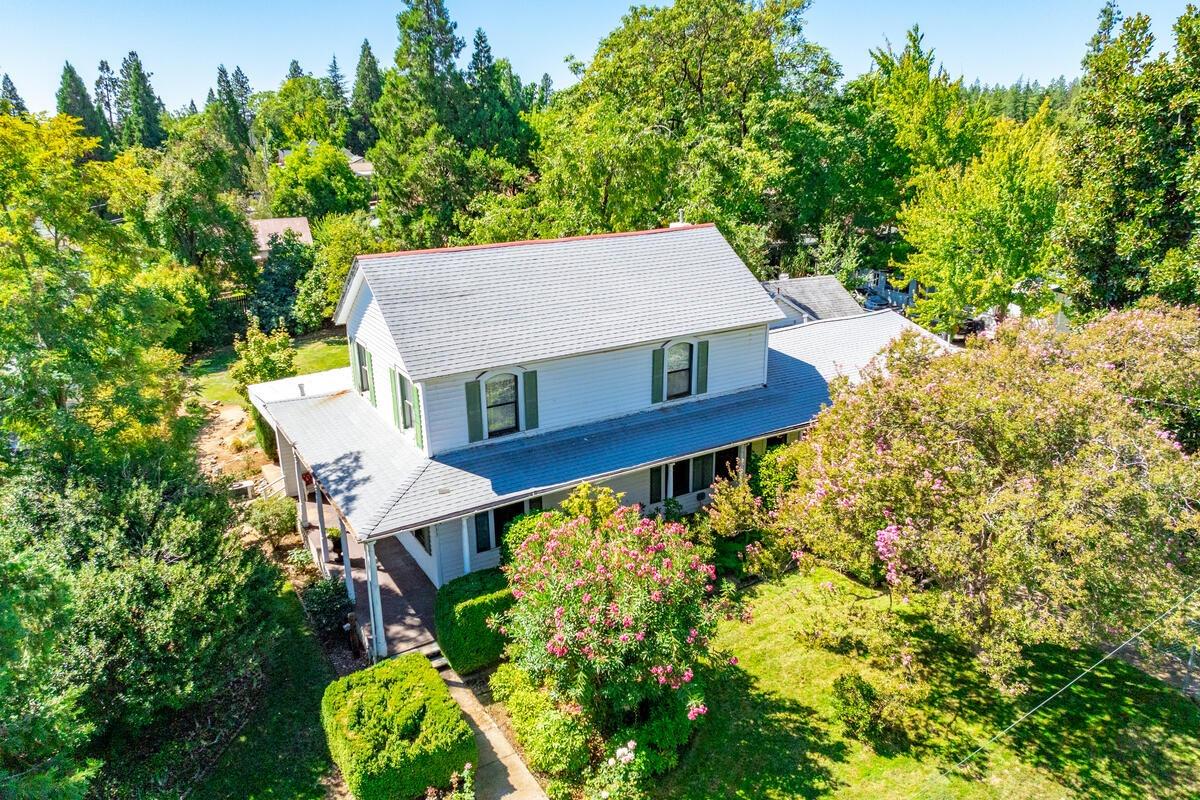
[0,0,1191,114]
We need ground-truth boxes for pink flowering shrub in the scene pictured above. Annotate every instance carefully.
[501,499,734,728]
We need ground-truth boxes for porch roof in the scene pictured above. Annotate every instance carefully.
[265,311,949,539]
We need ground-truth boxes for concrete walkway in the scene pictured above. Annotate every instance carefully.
[444,670,546,800]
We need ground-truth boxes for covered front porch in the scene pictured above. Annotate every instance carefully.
[294,478,438,660]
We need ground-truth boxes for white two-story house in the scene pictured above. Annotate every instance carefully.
[251,223,946,658]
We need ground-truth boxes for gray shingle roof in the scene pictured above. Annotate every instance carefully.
[346,224,785,381]
[268,311,950,539]
[762,276,863,324]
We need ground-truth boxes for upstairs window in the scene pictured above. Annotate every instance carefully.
[485,373,519,437]
[666,342,693,399]
[356,342,371,394]
[400,374,414,429]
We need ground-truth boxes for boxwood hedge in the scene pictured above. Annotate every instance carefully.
[435,568,513,674]
[321,654,476,800]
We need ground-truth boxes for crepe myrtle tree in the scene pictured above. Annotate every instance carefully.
[499,488,741,728]
[750,324,1200,693]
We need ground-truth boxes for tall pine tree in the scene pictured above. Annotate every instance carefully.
[1,74,27,115]
[232,66,253,127]
[348,39,382,154]
[322,55,349,144]
[286,59,305,80]
[94,60,118,129]
[116,52,165,149]
[55,62,109,152]
[372,0,468,244]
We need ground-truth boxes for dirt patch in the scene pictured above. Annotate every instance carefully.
[195,400,268,480]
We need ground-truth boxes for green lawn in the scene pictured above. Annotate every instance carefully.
[189,329,350,407]
[191,582,336,800]
[661,569,1200,800]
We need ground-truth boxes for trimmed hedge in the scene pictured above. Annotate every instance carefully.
[435,568,513,674]
[489,664,590,777]
[321,654,476,800]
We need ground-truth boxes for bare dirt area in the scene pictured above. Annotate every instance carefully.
[195,400,269,480]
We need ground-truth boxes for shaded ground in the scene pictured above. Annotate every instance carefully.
[190,582,339,800]
[660,569,1200,800]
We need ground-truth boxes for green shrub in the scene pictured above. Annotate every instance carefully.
[831,672,879,740]
[301,576,352,636]
[612,690,698,777]
[250,406,278,460]
[489,664,590,777]
[322,654,476,800]
[435,568,513,675]
[246,493,295,550]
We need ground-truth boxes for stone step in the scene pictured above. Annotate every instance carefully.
[428,655,450,671]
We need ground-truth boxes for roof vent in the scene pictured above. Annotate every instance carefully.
[668,209,689,228]
[298,383,306,397]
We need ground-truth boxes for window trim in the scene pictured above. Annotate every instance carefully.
[665,340,694,400]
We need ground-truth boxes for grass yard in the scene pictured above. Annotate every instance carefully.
[191,581,336,800]
[661,569,1200,800]
[189,328,350,407]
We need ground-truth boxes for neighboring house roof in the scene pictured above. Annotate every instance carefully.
[250,217,313,253]
[264,310,952,540]
[762,276,863,326]
[334,224,786,381]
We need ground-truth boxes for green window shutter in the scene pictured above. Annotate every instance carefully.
[523,370,539,430]
[651,348,665,404]
[389,368,400,427]
[465,381,483,443]
[349,343,361,392]
[650,465,663,504]
[412,386,424,449]
[366,352,377,406]
[696,340,710,394]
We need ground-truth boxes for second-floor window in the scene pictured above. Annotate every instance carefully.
[356,342,371,394]
[666,342,693,399]
[399,374,414,429]
[486,373,519,437]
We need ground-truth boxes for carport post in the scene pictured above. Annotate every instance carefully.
[365,540,387,659]
[340,517,355,603]
[314,484,330,574]
[292,448,308,531]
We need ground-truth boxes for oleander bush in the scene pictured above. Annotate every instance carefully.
[321,654,476,800]
[435,568,513,674]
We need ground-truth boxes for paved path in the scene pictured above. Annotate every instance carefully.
[444,671,546,800]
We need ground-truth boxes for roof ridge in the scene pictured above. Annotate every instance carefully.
[356,223,715,261]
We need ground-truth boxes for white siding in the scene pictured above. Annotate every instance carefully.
[422,324,769,454]
[396,530,438,585]
[346,284,427,448]
[436,520,465,584]
[346,283,405,373]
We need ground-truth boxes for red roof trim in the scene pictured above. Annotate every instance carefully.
[355,223,716,261]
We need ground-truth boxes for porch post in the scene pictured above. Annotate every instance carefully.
[314,484,330,574]
[365,540,387,659]
[292,448,308,531]
[339,517,355,603]
[461,516,471,576]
